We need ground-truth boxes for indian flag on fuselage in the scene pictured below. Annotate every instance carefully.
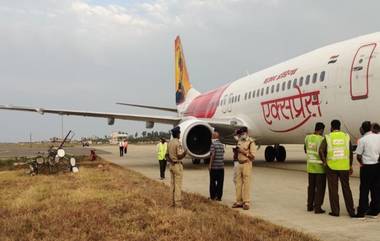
[175,36,200,115]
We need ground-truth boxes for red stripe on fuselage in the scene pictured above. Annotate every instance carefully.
[184,84,229,118]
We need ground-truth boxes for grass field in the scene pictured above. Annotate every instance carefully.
[0,158,320,241]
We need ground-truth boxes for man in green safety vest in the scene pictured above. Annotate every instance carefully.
[319,119,356,217]
[157,138,168,180]
[304,122,326,214]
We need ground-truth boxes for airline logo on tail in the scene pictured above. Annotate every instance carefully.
[175,36,192,105]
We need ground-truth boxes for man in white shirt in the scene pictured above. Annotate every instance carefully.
[119,141,124,157]
[355,121,380,217]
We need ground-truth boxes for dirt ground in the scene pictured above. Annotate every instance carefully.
[0,143,108,158]
[0,158,319,241]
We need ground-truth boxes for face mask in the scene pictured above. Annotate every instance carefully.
[240,133,248,140]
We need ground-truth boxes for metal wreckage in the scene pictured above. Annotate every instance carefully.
[28,130,79,175]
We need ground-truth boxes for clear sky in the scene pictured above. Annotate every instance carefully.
[0,0,379,142]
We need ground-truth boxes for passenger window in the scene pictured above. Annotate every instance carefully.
[320,71,325,82]
[266,86,269,95]
[305,75,310,85]
[248,91,251,99]
[261,88,264,96]
[282,81,286,91]
[287,80,292,89]
[293,78,298,88]
[244,93,247,100]
[271,85,275,93]
[252,90,256,98]
[312,73,318,83]
[276,83,280,92]
[238,95,240,102]
[257,89,260,97]
[299,77,304,87]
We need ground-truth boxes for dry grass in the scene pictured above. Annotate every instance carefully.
[0,158,319,241]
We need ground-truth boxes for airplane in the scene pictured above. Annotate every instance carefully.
[1,32,379,164]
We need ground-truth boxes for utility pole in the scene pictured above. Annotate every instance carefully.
[29,132,32,148]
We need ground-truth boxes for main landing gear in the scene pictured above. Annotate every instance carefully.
[264,145,286,162]
[191,158,210,165]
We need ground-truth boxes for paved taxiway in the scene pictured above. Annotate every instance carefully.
[96,144,379,241]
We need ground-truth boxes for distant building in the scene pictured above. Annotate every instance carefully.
[110,132,128,144]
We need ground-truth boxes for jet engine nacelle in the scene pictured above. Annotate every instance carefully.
[177,119,213,159]
[107,118,115,125]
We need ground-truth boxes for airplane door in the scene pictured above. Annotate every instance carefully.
[350,43,377,100]
[221,95,227,113]
[228,93,233,112]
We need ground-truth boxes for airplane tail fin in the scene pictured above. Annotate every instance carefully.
[175,36,199,110]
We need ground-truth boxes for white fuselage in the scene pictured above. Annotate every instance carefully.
[190,32,380,145]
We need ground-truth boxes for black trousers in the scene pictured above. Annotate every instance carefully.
[326,167,355,216]
[307,173,326,211]
[209,169,224,200]
[119,147,124,157]
[358,163,380,214]
[159,159,167,178]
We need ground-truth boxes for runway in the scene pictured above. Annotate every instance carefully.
[96,144,379,241]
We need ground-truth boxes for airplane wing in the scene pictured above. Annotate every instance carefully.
[0,105,181,125]
[116,102,177,113]
[201,118,246,145]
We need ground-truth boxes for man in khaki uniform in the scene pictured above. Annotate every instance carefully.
[232,127,257,210]
[166,126,187,207]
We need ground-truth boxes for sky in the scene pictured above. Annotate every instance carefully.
[0,0,380,142]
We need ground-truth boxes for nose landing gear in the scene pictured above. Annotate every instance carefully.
[264,145,286,162]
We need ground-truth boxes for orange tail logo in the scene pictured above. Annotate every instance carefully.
[175,36,192,105]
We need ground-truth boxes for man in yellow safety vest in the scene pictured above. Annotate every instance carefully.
[319,119,356,217]
[157,138,168,180]
[304,122,326,214]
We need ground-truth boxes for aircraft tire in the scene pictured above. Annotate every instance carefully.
[265,146,276,162]
[192,159,201,165]
[276,145,286,162]
[204,158,210,164]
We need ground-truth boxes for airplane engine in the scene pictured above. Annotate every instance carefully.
[107,118,115,125]
[177,119,213,159]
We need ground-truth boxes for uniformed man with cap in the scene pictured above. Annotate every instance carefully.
[166,126,187,207]
[232,127,257,210]
[304,122,326,214]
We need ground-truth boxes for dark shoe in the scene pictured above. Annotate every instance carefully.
[242,204,250,210]
[314,209,326,214]
[351,213,365,219]
[307,207,313,212]
[232,202,243,208]
[215,198,222,201]
[329,212,339,217]
[366,210,378,218]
